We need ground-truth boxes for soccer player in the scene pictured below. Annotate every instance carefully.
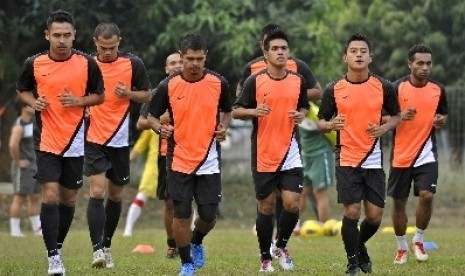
[123,53,183,260]
[298,101,336,225]
[317,33,401,275]
[16,10,104,275]
[85,22,151,269]
[147,33,231,276]
[238,22,327,237]
[233,28,309,272]
[388,44,447,264]
[8,101,41,237]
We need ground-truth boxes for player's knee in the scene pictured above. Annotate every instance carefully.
[173,200,192,219]
[197,204,218,223]
[419,190,434,205]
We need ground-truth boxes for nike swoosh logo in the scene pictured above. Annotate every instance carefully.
[298,185,303,189]
[76,180,83,184]
[123,176,129,181]
[177,96,185,100]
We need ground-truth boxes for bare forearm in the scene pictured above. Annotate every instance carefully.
[220,112,232,129]
[307,83,323,102]
[147,115,162,133]
[81,93,104,107]
[17,91,35,107]
[232,107,257,120]
[383,113,401,132]
[129,90,151,103]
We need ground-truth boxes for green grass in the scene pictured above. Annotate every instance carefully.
[1,226,464,275]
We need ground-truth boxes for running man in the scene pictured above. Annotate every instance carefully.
[84,22,151,269]
[16,10,104,275]
[388,44,448,264]
[317,33,401,275]
[233,28,309,272]
[147,33,231,276]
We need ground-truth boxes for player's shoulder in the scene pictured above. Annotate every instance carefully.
[23,51,48,65]
[427,78,445,90]
[72,49,95,61]
[118,51,143,61]
[369,73,395,90]
[205,69,228,83]
[325,75,345,90]
[392,75,409,87]
[161,71,181,85]
[287,69,305,80]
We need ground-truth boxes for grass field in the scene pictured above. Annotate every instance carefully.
[1,225,464,275]
[1,154,465,275]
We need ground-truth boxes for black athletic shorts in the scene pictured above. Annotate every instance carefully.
[166,169,222,204]
[83,142,130,185]
[387,162,438,199]
[35,151,84,189]
[252,167,303,200]
[335,166,386,208]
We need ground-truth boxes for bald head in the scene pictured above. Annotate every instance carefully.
[165,53,183,75]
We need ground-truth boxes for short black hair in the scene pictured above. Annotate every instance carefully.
[344,33,371,53]
[408,44,432,61]
[180,33,207,54]
[94,22,121,39]
[46,10,75,29]
[260,23,280,41]
[263,29,289,51]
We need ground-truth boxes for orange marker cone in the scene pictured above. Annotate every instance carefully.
[132,244,155,254]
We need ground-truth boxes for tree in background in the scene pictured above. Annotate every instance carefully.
[1,0,464,180]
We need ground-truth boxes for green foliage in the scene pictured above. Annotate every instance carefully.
[1,0,464,98]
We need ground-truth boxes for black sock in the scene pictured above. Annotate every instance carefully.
[342,216,360,263]
[191,229,207,245]
[87,197,105,251]
[41,203,59,256]
[256,212,273,261]
[102,199,121,248]
[179,245,193,264]
[275,210,299,249]
[274,196,283,238]
[167,238,177,248]
[358,219,380,250]
[57,203,75,248]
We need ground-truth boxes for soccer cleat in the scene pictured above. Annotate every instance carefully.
[191,244,205,269]
[91,249,106,268]
[273,247,294,271]
[394,249,408,264]
[47,254,65,275]
[179,262,195,276]
[358,245,372,273]
[345,263,361,276]
[259,259,275,272]
[103,247,114,268]
[412,242,428,262]
[270,242,277,259]
[166,247,178,259]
